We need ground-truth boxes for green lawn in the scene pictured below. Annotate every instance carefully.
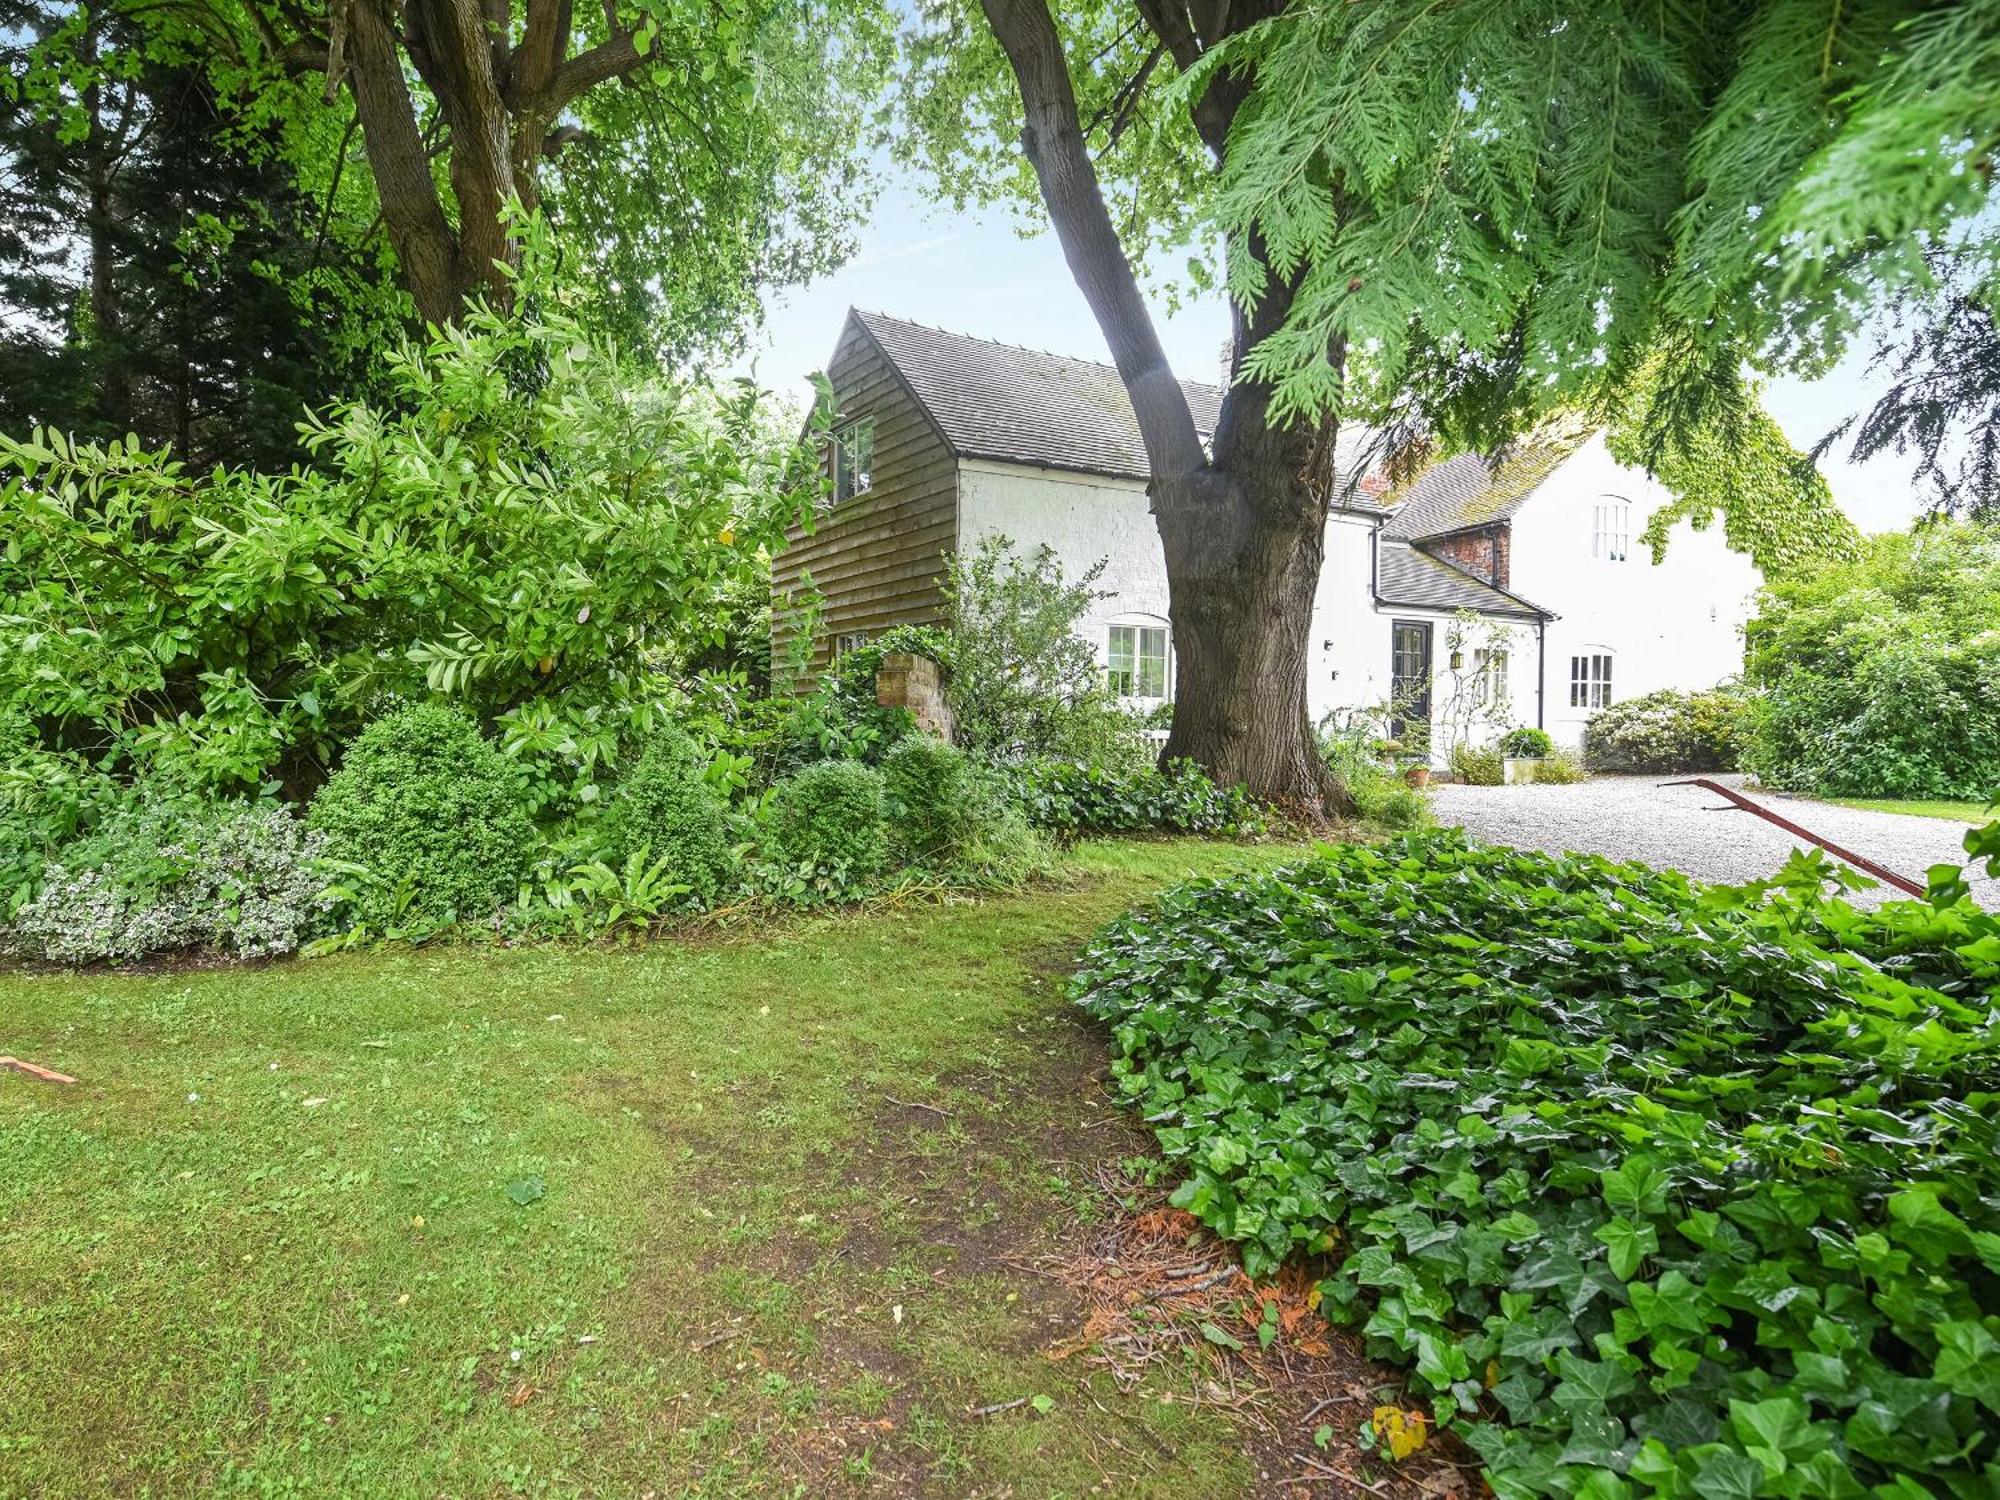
[0,839,1309,1499]
[1822,795,1994,823]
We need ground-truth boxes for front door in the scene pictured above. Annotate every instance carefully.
[1390,620,1433,750]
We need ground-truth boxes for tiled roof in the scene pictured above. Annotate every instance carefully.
[1380,427,1591,542]
[851,310,1223,480]
[1376,539,1549,618]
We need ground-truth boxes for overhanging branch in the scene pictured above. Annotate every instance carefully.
[978,0,1205,480]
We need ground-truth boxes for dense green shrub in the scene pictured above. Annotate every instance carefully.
[1449,742,1504,785]
[1498,727,1552,759]
[308,705,534,931]
[602,728,735,905]
[1531,747,1588,784]
[1740,524,2000,798]
[1075,833,1999,1499]
[763,760,890,887]
[8,796,328,962]
[1317,713,1429,829]
[881,735,974,862]
[880,736,1058,882]
[1584,687,1743,773]
[1009,757,1264,838]
[943,537,1152,770]
[0,286,816,794]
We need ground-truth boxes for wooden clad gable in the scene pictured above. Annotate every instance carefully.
[770,316,958,676]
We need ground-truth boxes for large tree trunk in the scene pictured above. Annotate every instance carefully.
[978,0,1352,815]
[1155,467,1343,812]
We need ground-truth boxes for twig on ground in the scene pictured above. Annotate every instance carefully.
[883,1093,951,1117]
[969,1396,1031,1417]
[1137,1264,1238,1303]
[689,1329,742,1351]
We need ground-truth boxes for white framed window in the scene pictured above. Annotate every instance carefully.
[830,417,874,505]
[1569,651,1614,709]
[1473,647,1509,707]
[1108,623,1170,700]
[833,630,869,658]
[1592,501,1630,562]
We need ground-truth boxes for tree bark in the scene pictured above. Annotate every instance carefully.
[314,0,644,325]
[345,0,462,326]
[977,0,1351,815]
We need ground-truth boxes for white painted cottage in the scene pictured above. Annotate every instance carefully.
[775,309,1761,753]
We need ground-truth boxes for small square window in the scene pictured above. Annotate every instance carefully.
[833,630,870,658]
[830,417,874,505]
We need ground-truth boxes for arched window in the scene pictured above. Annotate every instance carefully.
[1569,648,1614,709]
[1107,614,1171,702]
[1592,500,1631,561]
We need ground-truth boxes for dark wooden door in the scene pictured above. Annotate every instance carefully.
[1390,620,1433,748]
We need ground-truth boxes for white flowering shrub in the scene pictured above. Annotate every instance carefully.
[1582,688,1742,774]
[7,799,331,963]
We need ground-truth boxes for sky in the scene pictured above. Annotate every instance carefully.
[735,164,1930,535]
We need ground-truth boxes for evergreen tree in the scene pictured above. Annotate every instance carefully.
[0,4,403,467]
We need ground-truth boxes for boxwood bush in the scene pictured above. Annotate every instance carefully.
[308,704,534,931]
[1074,832,1999,1498]
[763,760,890,885]
[603,726,735,904]
[881,734,975,862]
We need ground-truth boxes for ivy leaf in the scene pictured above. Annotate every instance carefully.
[1594,1217,1659,1280]
[1933,1321,2000,1411]
[1689,1448,1764,1500]
[1199,1321,1245,1351]
[1601,1156,1671,1218]
[1727,1394,1825,1471]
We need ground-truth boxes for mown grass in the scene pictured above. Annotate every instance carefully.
[0,838,1305,1500]
[1822,795,1994,824]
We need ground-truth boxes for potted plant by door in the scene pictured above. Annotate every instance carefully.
[1402,756,1432,789]
[1498,727,1553,784]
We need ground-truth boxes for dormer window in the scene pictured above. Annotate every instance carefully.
[831,417,874,505]
[1592,501,1630,562]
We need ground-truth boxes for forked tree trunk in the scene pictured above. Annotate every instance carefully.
[978,0,1353,816]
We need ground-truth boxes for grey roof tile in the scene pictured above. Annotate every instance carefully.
[852,310,1222,479]
[1376,539,1550,618]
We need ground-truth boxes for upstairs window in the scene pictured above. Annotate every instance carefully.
[1592,501,1630,561]
[1108,623,1170,700]
[1569,652,1614,709]
[830,417,874,505]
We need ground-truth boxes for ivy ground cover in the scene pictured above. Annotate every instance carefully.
[1074,833,2000,1499]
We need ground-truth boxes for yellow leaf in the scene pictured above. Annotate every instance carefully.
[1371,1405,1428,1461]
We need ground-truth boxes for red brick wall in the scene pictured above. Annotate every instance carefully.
[1426,524,1511,589]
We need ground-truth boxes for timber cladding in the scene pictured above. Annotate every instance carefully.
[771,317,958,677]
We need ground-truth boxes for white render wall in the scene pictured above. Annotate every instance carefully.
[956,459,1175,703]
[954,441,1757,750]
[1509,436,1760,747]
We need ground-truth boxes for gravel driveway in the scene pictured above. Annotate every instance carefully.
[1430,774,1998,910]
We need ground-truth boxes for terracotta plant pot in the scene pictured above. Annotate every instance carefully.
[1404,765,1432,789]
